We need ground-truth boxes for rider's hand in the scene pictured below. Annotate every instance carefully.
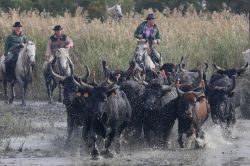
[20,43,25,48]
[137,34,143,39]
[153,40,158,47]
[64,44,71,49]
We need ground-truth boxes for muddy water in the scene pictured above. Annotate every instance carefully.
[0,101,250,166]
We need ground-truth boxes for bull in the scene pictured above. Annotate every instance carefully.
[176,70,209,148]
[206,63,248,129]
[142,70,178,147]
[77,79,132,159]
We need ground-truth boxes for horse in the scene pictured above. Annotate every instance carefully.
[43,48,73,103]
[130,39,156,81]
[0,41,36,106]
[107,4,123,20]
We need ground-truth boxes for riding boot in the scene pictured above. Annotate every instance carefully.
[5,61,13,81]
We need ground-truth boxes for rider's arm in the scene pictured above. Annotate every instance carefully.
[65,36,73,48]
[134,23,144,39]
[154,26,160,44]
[22,34,28,43]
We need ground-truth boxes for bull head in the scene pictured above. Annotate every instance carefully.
[209,75,236,94]
[214,63,248,77]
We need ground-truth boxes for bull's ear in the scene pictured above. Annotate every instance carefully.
[228,91,235,97]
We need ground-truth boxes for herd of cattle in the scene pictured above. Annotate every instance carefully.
[46,54,248,159]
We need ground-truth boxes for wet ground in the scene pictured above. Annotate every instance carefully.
[0,101,250,166]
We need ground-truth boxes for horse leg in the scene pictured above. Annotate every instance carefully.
[45,79,53,103]
[58,83,62,102]
[3,80,8,103]
[17,78,26,106]
[50,79,57,102]
[9,81,16,104]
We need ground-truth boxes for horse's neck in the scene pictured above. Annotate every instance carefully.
[17,47,28,66]
[107,6,115,15]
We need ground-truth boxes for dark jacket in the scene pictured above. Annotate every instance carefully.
[134,21,160,44]
[4,31,27,55]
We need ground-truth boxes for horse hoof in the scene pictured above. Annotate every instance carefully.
[100,149,114,158]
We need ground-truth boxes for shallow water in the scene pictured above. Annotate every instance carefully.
[0,101,250,166]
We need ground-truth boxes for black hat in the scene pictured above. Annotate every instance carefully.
[13,21,22,27]
[52,25,63,31]
[146,13,156,20]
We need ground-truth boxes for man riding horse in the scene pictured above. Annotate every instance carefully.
[4,21,27,81]
[134,13,161,67]
[44,25,73,65]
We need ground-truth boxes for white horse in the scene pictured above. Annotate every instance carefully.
[43,48,73,103]
[0,41,36,105]
[131,39,156,71]
[107,4,123,20]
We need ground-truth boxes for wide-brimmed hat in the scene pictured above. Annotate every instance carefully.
[13,21,22,27]
[52,25,63,31]
[145,13,156,20]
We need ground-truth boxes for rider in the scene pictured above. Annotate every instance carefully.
[4,21,27,81]
[44,25,73,64]
[134,13,161,66]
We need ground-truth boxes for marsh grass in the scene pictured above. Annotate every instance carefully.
[0,8,248,100]
[0,112,33,139]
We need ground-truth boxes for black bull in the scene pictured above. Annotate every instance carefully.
[206,63,248,127]
[76,80,132,159]
[141,72,178,146]
[51,67,132,159]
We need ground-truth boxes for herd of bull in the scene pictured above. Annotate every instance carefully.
[48,57,248,159]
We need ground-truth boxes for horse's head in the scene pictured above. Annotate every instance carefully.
[25,41,36,65]
[114,4,123,18]
[134,39,149,62]
[54,48,72,76]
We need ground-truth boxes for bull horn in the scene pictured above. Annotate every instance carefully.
[237,62,249,76]
[73,76,94,90]
[67,56,74,75]
[179,63,188,72]
[50,64,66,81]
[204,63,208,73]
[176,85,185,95]
[176,80,184,95]
[81,65,90,81]
[213,64,225,71]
